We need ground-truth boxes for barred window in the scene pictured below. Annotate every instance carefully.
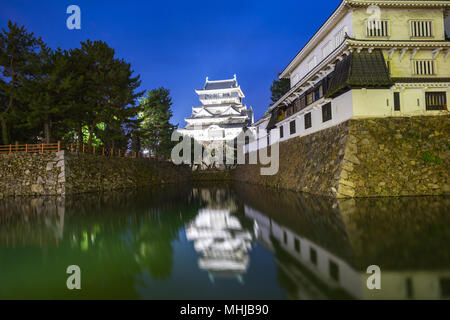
[412,60,436,75]
[322,103,332,122]
[410,20,433,38]
[425,92,447,111]
[322,41,332,59]
[290,120,296,135]
[334,26,347,47]
[304,112,312,129]
[366,20,389,37]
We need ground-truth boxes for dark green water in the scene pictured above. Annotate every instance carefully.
[0,182,449,300]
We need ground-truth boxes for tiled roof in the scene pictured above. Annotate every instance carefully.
[326,49,393,98]
[204,79,238,90]
[266,108,279,130]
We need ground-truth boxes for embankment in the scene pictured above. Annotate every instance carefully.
[234,116,449,198]
[0,151,191,197]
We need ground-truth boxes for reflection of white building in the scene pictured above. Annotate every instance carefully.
[245,205,450,300]
[179,75,254,142]
[186,209,253,282]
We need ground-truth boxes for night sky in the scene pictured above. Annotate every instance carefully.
[0,0,411,127]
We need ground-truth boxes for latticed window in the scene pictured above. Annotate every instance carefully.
[366,20,389,37]
[289,120,296,135]
[410,20,433,38]
[334,26,347,47]
[412,60,436,75]
[322,103,332,122]
[304,113,312,129]
[425,92,447,111]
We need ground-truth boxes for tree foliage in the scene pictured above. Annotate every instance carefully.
[137,88,178,157]
[0,21,176,156]
[270,78,290,104]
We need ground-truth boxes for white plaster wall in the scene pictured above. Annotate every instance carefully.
[290,12,354,88]
[246,91,354,154]
[352,88,450,118]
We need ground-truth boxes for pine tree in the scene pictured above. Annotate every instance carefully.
[0,21,43,144]
[138,88,178,157]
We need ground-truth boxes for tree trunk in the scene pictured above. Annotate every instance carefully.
[77,124,83,150]
[87,124,95,149]
[44,119,51,144]
[0,115,8,145]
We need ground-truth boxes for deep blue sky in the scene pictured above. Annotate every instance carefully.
[1,0,342,126]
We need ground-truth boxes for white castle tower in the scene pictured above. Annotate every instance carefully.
[179,75,254,142]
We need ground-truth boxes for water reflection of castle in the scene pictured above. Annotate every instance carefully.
[186,209,254,282]
[245,204,450,300]
[186,188,256,283]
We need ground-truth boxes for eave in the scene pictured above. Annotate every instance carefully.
[347,0,450,8]
[195,87,245,98]
[279,0,350,79]
[279,0,450,79]
[347,39,450,49]
[270,39,350,112]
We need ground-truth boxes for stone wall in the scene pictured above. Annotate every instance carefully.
[0,151,66,197]
[234,115,449,198]
[0,151,191,197]
[235,122,349,197]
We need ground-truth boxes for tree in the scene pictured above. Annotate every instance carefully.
[270,78,290,104]
[65,40,143,149]
[0,21,43,144]
[138,88,177,157]
[24,48,76,143]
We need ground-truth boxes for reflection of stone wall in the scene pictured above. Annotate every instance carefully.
[192,170,235,182]
[235,116,450,198]
[0,151,191,197]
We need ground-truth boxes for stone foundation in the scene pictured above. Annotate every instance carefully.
[234,115,449,198]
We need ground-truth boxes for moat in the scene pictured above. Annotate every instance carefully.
[0,182,449,299]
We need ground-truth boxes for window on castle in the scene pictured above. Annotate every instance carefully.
[314,86,323,101]
[322,103,332,122]
[322,41,333,59]
[299,96,306,109]
[305,112,312,129]
[410,20,433,38]
[329,260,340,282]
[366,20,390,37]
[334,26,348,48]
[310,248,317,265]
[308,56,317,72]
[413,60,436,76]
[425,92,447,111]
[294,238,300,253]
[394,92,401,111]
[306,92,314,105]
[290,120,296,135]
[279,125,284,138]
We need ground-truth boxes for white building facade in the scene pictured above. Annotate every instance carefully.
[179,75,254,142]
[247,0,450,154]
